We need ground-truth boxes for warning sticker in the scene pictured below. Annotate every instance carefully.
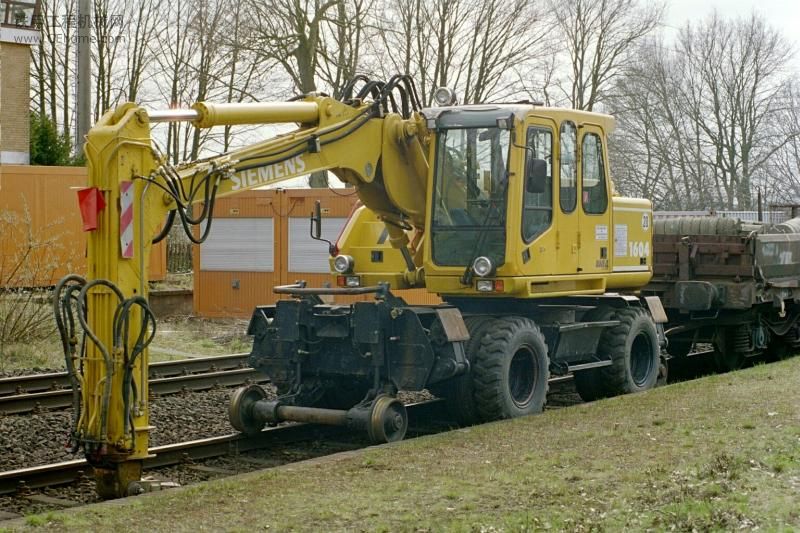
[614,224,628,257]
[595,224,608,241]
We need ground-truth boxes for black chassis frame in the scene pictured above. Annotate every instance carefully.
[246,284,469,405]
[246,285,662,407]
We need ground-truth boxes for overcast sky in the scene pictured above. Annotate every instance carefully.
[665,0,800,63]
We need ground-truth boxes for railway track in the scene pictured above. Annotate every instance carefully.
[0,400,445,497]
[0,354,260,415]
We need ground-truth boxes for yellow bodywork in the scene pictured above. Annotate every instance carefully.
[76,93,652,495]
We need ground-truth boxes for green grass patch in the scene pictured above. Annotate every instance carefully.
[0,315,249,372]
[11,359,800,531]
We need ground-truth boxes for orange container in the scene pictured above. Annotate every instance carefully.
[0,165,166,286]
[193,188,440,318]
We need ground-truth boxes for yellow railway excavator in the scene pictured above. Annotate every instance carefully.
[54,76,667,498]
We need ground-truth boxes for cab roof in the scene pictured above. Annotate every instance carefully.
[421,104,615,134]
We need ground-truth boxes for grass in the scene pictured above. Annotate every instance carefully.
[0,315,250,372]
[7,357,800,532]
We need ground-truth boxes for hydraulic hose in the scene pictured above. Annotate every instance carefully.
[54,274,157,453]
[53,274,87,452]
[76,280,125,449]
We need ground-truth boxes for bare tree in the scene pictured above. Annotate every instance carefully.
[28,0,76,138]
[317,0,374,97]
[609,13,797,210]
[548,0,664,111]
[121,0,163,103]
[246,0,340,95]
[371,0,545,105]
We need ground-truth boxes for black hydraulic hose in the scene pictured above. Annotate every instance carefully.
[76,280,125,448]
[113,295,156,450]
[383,75,412,117]
[151,209,176,244]
[341,74,372,101]
[53,274,87,452]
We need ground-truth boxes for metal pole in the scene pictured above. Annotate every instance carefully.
[75,0,91,155]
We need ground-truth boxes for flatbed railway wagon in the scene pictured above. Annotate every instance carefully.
[644,216,800,371]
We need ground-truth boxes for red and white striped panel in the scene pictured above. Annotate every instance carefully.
[120,181,134,258]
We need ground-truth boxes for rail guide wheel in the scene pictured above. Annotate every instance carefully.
[229,384,268,435]
[367,395,408,444]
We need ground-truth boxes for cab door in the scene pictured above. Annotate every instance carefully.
[519,118,557,276]
[555,120,580,274]
[577,124,612,275]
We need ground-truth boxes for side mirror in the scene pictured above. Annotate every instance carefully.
[526,158,547,194]
[310,201,337,255]
[310,200,322,240]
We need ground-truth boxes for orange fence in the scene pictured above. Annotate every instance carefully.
[0,165,166,286]
[194,189,440,318]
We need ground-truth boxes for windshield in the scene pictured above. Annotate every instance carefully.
[431,127,510,267]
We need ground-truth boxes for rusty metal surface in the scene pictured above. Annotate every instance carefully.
[435,307,470,342]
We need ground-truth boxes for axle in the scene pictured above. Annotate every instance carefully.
[229,385,408,444]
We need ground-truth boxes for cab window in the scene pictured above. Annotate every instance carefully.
[559,121,577,213]
[581,133,607,215]
[522,127,553,243]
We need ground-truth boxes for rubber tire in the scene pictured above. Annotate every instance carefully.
[429,316,497,425]
[576,307,660,401]
[472,316,550,421]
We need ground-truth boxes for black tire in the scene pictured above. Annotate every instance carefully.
[472,316,550,421]
[604,307,660,395]
[576,307,660,400]
[429,316,497,425]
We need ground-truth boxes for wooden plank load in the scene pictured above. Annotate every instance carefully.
[647,216,800,312]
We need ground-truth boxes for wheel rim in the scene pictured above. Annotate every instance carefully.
[367,396,408,443]
[508,345,537,408]
[228,384,267,435]
[630,332,654,386]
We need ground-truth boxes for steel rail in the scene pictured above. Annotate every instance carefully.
[0,400,443,496]
[0,367,266,415]
[0,353,250,396]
